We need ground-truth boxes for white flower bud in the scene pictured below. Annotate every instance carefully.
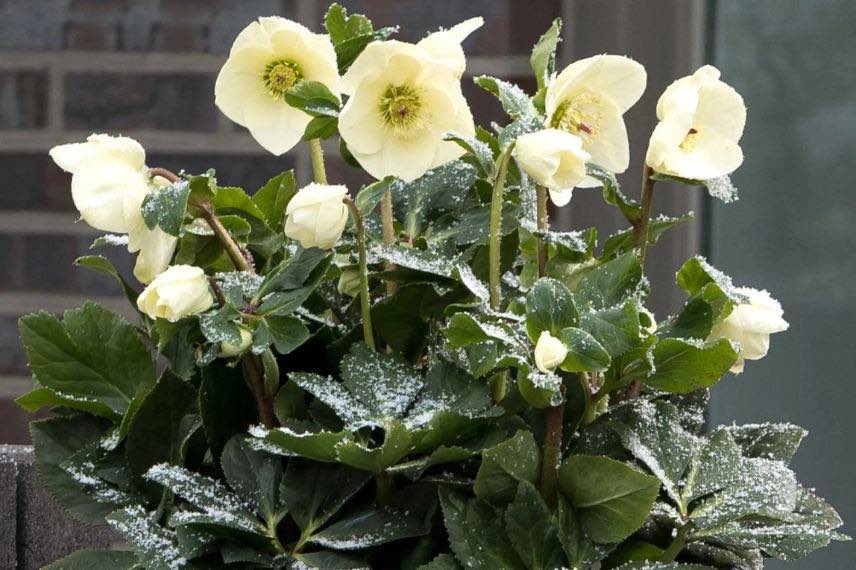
[708,287,789,374]
[512,129,590,206]
[137,265,214,322]
[534,331,568,373]
[219,327,253,358]
[337,268,361,297]
[284,183,349,250]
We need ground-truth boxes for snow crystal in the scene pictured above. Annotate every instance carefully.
[706,175,739,203]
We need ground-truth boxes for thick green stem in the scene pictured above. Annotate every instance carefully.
[536,185,549,277]
[489,147,514,310]
[344,197,375,350]
[243,354,277,429]
[309,138,328,184]
[540,398,564,509]
[633,165,656,267]
[660,523,692,562]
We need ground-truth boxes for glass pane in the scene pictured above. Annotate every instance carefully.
[709,2,855,567]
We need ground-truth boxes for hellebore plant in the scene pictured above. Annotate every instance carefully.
[20,5,845,570]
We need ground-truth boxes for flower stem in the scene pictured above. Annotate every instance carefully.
[243,350,277,429]
[536,185,549,277]
[308,138,328,184]
[344,197,375,350]
[489,147,514,310]
[380,189,398,295]
[198,202,253,272]
[633,165,657,267]
[540,389,564,509]
[660,523,692,562]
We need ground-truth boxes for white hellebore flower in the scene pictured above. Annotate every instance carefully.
[534,331,568,374]
[215,17,339,155]
[137,265,215,322]
[512,129,591,207]
[546,55,647,186]
[338,18,482,182]
[284,183,349,250]
[49,134,177,283]
[646,65,746,180]
[708,287,789,374]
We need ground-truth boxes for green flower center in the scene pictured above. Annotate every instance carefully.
[263,59,302,99]
[550,92,602,141]
[379,85,423,133]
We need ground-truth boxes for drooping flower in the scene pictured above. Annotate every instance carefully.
[338,19,482,182]
[545,55,647,186]
[215,17,339,155]
[646,65,746,180]
[708,287,788,374]
[284,183,349,249]
[512,129,591,206]
[534,331,568,373]
[137,265,214,322]
[49,134,177,283]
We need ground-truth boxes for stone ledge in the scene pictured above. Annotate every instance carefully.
[0,445,118,569]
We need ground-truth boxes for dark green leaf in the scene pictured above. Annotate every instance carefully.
[252,170,297,230]
[586,164,641,222]
[106,505,184,570]
[602,213,694,259]
[724,423,807,462]
[558,455,660,543]
[578,300,641,357]
[440,488,525,569]
[19,302,155,417]
[125,372,198,485]
[526,277,578,341]
[199,361,257,461]
[252,419,350,462]
[255,315,310,355]
[355,177,395,215]
[556,496,612,568]
[530,18,562,91]
[141,181,190,236]
[44,549,138,569]
[474,430,541,504]
[335,420,413,473]
[221,436,284,523]
[74,255,139,305]
[505,481,564,569]
[475,76,538,121]
[557,327,611,372]
[285,80,341,117]
[445,132,496,177]
[29,414,113,524]
[282,461,370,533]
[646,338,738,393]
[573,253,643,311]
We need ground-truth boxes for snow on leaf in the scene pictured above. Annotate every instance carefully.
[107,505,186,570]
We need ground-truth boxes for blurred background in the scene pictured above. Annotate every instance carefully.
[0,1,852,567]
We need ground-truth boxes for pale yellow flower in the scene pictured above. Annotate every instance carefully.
[512,129,591,207]
[338,19,482,182]
[646,65,746,180]
[546,55,647,186]
[215,17,339,155]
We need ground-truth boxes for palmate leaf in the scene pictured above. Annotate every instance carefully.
[309,484,436,551]
[19,302,156,418]
[282,461,370,534]
[221,436,284,525]
[440,488,525,570]
[504,481,565,569]
[106,505,186,570]
[474,430,540,505]
[44,549,138,569]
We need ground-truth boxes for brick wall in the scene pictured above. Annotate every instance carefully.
[0,0,562,442]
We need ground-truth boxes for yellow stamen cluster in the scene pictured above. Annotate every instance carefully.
[550,92,602,141]
[379,84,424,135]
[263,59,302,99]
[679,127,700,151]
